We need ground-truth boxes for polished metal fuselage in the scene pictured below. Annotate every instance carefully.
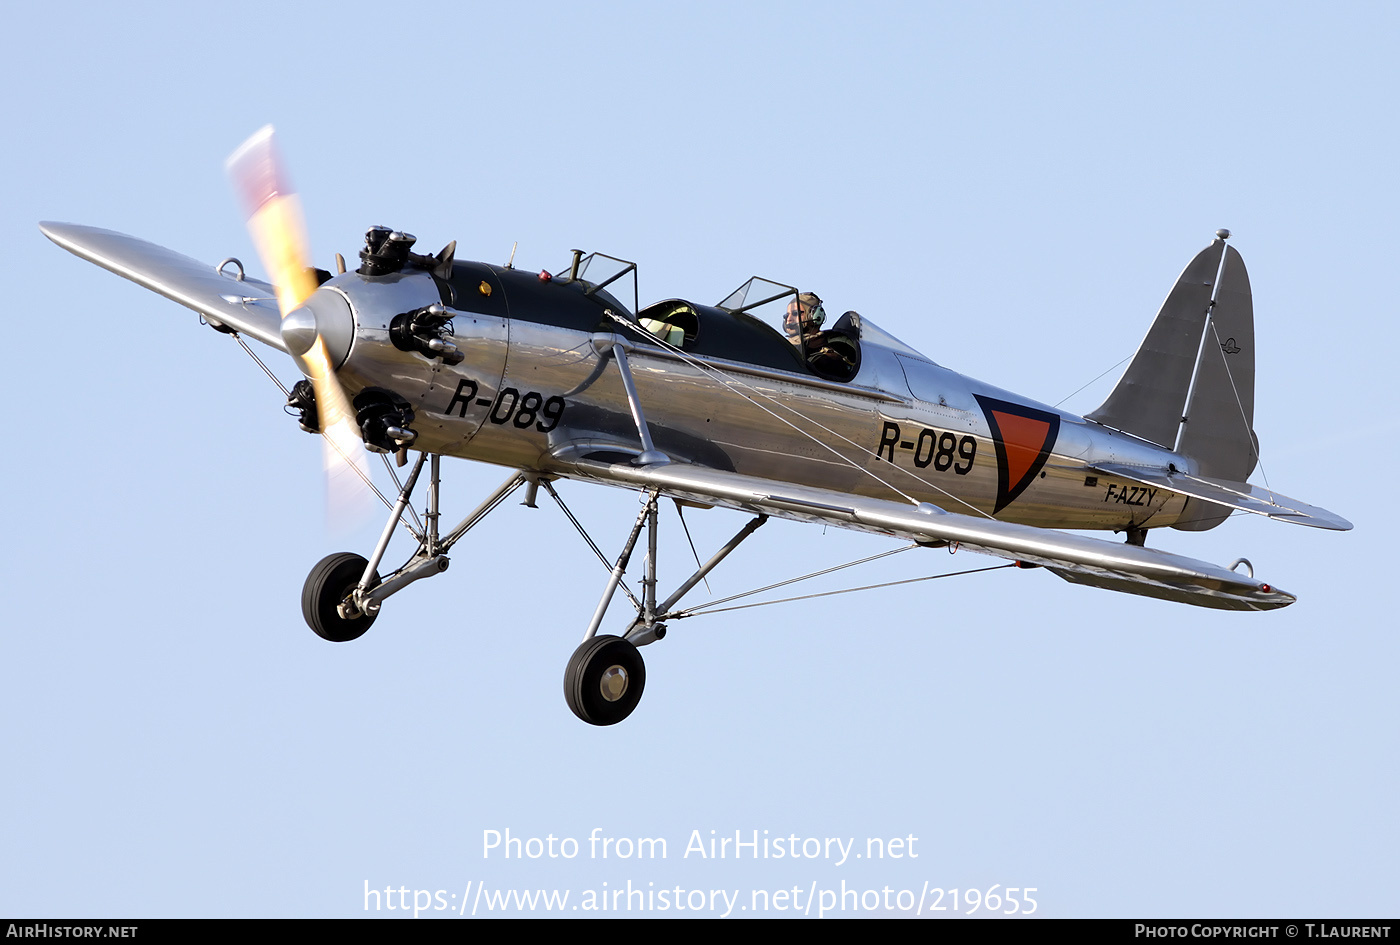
[327,269,1193,533]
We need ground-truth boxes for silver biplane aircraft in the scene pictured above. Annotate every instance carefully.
[43,127,1349,725]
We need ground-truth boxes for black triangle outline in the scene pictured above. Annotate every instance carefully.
[975,395,1061,514]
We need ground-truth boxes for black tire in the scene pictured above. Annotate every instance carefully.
[563,635,646,726]
[302,552,379,642]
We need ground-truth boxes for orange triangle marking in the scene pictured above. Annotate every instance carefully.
[992,411,1052,491]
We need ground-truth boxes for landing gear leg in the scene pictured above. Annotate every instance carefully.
[553,487,767,725]
[300,460,527,639]
[561,490,658,725]
[580,492,659,643]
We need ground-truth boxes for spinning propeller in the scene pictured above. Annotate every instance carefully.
[226,126,373,521]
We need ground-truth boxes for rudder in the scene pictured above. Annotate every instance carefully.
[1085,236,1259,532]
[1172,243,1257,530]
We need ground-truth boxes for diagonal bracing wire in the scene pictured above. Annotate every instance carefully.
[607,313,998,520]
[232,331,404,518]
[541,480,644,613]
[673,562,1015,619]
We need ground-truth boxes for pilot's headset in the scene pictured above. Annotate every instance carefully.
[795,292,825,330]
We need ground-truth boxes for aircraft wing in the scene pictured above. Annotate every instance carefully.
[40,222,287,352]
[1090,462,1352,531]
[563,459,1295,611]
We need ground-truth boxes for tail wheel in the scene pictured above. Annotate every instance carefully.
[564,635,646,726]
[302,552,379,642]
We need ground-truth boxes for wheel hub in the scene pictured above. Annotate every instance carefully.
[599,665,629,702]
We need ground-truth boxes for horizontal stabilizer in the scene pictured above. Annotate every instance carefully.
[567,459,1296,611]
[40,222,287,351]
[1091,462,1352,531]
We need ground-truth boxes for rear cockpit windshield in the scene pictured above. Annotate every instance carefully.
[631,276,867,381]
[716,276,862,382]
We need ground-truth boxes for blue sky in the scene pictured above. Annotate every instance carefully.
[3,0,1396,918]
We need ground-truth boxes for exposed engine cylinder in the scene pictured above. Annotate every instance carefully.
[390,303,465,365]
[286,379,319,434]
[353,388,417,453]
[358,226,417,277]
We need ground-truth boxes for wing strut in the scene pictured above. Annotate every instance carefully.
[606,339,669,466]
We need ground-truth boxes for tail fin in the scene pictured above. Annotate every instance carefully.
[1086,236,1258,531]
[1086,239,1224,448]
[1175,245,1256,478]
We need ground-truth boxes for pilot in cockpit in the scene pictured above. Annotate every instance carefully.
[783,292,825,344]
[785,292,856,377]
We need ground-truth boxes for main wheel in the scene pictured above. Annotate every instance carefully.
[302,552,380,642]
[564,635,646,726]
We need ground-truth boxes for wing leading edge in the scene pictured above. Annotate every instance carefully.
[564,459,1295,611]
[40,222,287,351]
